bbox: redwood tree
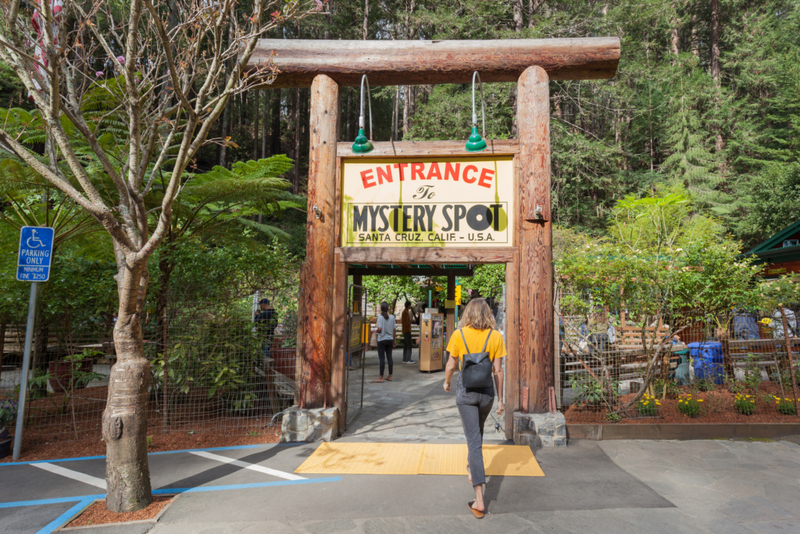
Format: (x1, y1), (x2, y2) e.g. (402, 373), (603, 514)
(0, 0), (322, 512)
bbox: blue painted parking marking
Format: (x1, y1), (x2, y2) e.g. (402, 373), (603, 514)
(1, 446), (340, 534)
(36, 497), (96, 534)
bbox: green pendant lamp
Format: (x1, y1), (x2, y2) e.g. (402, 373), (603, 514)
(352, 75), (374, 153)
(466, 71), (487, 152)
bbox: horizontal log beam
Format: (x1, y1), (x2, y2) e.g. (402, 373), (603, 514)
(335, 247), (517, 264)
(349, 267), (475, 277)
(249, 38), (620, 88)
(337, 140), (518, 157)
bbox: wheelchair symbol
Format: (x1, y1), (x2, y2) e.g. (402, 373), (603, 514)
(26, 229), (47, 249)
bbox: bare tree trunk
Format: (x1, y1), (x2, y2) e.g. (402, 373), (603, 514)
(261, 89), (268, 158)
(711, 0), (724, 153)
(253, 89), (260, 159)
(393, 86), (399, 141)
(363, 0), (369, 39)
(512, 0), (523, 32)
(103, 262), (153, 512)
(710, 0), (720, 84)
(270, 90), (281, 156)
(220, 99), (230, 168)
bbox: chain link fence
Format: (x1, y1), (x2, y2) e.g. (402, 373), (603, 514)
(557, 302), (800, 422)
(0, 301), (299, 448)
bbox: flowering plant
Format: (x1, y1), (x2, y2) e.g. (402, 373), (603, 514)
(636, 393), (660, 416)
(734, 394), (756, 415)
(0, 398), (17, 428)
(677, 393), (702, 417)
(774, 396), (797, 415)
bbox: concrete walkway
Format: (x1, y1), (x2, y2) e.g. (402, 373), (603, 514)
(3, 349), (800, 533)
(343, 349), (506, 443)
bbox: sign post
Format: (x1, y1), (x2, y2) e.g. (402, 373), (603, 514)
(13, 226), (54, 461)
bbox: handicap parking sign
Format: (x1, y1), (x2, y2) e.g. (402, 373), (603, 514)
(17, 226), (54, 282)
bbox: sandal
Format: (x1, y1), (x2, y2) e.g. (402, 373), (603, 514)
(385, 376), (393, 381)
(371, 378), (384, 383)
(468, 501), (484, 519)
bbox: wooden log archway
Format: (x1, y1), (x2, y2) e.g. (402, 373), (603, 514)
(247, 38), (621, 439)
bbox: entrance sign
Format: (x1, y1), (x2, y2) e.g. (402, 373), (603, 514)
(341, 156), (514, 247)
(17, 226), (54, 282)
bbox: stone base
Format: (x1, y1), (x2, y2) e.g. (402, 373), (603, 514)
(513, 411), (567, 447)
(280, 406), (340, 443)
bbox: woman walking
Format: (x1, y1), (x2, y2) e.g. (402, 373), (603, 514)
(372, 302), (396, 383)
(444, 298), (506, 519)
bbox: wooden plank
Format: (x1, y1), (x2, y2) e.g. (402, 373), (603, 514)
(301, 74), (339, 408)
(335, 247), (517, 264)
(349, 267), (474, 277)
(518, 66), (554, 414)
(504, 257), (519, 439)
(330, 253), (348, 435)
(248, 38), (621, 87)
(337, 140), (518, 157)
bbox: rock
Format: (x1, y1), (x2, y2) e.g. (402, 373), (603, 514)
(280, 406), (340, 443)
(513, 411), (567, 447)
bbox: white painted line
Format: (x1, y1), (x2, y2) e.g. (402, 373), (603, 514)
(189, 450), (306, 481)
(32, 462), (106, 489)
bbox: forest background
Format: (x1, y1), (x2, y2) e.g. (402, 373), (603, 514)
(2, 0), (800, 331)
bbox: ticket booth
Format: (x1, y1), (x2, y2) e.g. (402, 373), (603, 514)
(419, 309), (444, 372)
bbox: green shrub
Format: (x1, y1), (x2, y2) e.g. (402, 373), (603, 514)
(774, 396), (797, 415)
(734, 394), (756, 415)
(636, 393), (660, 416)
(677, 393), (702, 417)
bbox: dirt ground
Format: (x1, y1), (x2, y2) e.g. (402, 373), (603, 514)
(564, 381), (800, 424)
(65, 496), (175, 528)
(1, 385), (281, 462)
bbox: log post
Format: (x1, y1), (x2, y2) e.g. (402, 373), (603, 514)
(504, 257), (520, 438)
(517, 66), (553, 413)
(301, 74), (339, 408)
(330, 255), (347, 432)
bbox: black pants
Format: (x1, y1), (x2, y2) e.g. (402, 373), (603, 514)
(456, 379), (494, 487)
(403, 332), (413, 361)
(377, 339), (394, 377)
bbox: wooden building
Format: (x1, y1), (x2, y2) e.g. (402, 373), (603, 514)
(749, 219), (800, 278)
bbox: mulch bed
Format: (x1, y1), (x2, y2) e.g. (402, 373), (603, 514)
(65, 495), (174, 528)
(1, 385), (282, 462)
(564, 382), (800, 424)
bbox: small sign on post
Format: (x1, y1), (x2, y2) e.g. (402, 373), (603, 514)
(17, 226), (54, 282)
(13, 226), (54, 461)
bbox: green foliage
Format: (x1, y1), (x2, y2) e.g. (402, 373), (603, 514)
(605, 412), (621, 423)
(568, 375), (617, 407)
(677, 393), (702, 417)
(734, 394), (756, 415)
(743, 353), (763, 394)
(149, 317), (262, 415)
(0, 397), (17, 428)
(653, 379), (679, 399)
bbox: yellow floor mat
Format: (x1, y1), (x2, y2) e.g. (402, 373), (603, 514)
(295, 443), (544, 477)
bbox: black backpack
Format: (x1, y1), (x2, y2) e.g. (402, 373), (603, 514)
(458, 329), (494, 389)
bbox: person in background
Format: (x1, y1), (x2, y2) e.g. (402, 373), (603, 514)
(372, 301), (396, 382)
(255, 298), (278, 359)
(401, 300), (417, 364)
(443, 298), (506, 519)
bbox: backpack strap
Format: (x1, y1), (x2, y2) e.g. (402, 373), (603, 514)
(459, 328), (472, 357)
(481, 330), (494, 353)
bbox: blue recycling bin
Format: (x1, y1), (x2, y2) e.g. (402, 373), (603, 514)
(688, 341), (724, 385)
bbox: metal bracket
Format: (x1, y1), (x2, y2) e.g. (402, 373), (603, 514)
(312, 204), (325, 223)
